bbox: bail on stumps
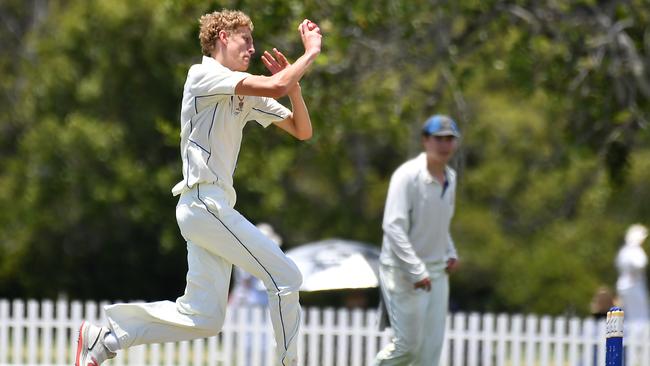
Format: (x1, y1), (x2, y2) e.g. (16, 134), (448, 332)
(605, 306), (624, 366)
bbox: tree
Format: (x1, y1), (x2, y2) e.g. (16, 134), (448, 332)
(0, 0), (648, 315)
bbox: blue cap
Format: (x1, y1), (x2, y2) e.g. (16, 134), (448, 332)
(422, 115), (460, 137)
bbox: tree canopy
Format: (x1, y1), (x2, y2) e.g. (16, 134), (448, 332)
(1, 0), (649, 315)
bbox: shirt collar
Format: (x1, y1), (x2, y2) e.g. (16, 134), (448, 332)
(202, 56), (227, 69)
(417, 152), (450, 185)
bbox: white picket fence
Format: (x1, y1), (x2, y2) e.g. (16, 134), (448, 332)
(1, 299), (649, 366)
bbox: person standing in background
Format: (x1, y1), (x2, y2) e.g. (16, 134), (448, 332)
(375, 115), (461, 366)
(616, 224), (650, 333)
(589, 285), (615, 320)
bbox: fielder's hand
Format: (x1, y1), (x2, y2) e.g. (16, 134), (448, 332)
(446, 258), (459, 273)
(414, 277), (432, 292)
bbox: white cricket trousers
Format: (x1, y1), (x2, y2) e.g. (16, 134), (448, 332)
(104, 183), (303, 366)
(375, 262), (449, 366)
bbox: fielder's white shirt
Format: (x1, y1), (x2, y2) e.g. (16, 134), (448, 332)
(380, 152), (458, 282)
(616, 243), (648, 291)
(172, 56), (291, 200)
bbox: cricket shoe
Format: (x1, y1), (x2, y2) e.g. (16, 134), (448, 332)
(75, 321), (117, 366)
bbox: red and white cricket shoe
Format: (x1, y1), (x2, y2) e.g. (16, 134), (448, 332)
(75, 321), (117, 366)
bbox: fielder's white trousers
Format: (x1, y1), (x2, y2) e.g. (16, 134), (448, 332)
(104, 183), (302, 366)
(375, 262), (449, 366)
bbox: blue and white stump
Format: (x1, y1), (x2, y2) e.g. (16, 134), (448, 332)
(606, 306), (624, 366)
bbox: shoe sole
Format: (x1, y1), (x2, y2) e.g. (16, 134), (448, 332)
(75, 321), (87, 366)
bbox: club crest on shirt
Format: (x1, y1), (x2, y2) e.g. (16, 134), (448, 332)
(232, 95), (245, 115)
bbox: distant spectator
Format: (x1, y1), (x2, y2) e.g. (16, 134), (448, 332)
(589, 286), (615, 320)
(616, 224), (649, 332)
(586, 286), (616, 366)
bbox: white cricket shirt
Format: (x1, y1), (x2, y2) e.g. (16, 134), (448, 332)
(171, 56), (291, 201)
(380, 152), (458, 282)
(616, 243), (648, 291)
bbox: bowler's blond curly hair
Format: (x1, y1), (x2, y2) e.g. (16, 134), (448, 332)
(199, 10), (254, 56)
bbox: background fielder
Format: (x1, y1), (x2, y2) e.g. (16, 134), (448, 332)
(375, 115), (461, 366)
